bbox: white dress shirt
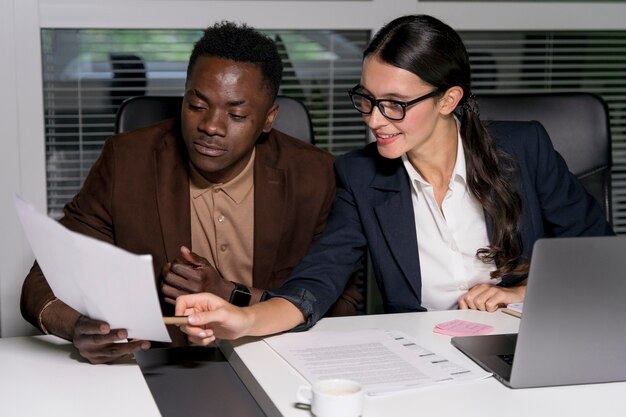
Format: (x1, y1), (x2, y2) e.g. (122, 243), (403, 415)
(401, 130), (498, 310)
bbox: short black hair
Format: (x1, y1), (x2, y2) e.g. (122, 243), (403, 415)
(187, 21), (283, 100)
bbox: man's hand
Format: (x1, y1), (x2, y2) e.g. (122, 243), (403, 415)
(458, 282), (526, 312)
(161, 246), (233, 305)
(72, 315), (149, 364)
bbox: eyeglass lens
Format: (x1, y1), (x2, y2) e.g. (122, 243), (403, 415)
(351, 93), (405, 120)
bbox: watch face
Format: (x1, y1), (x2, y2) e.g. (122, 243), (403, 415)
(230, 285), (251, 307)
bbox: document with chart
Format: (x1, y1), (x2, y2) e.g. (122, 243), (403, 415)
(264, 328), (491, 395)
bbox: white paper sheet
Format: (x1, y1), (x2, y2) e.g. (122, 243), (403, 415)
(264, 328), (491, 395)
(15, 195), (171, 342)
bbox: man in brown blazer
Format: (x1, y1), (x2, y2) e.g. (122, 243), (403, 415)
(20, 21), (361, 364)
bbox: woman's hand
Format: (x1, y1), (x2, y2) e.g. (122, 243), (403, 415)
(175, 293), (306, 344)
(457, 282), (526, 312)
(175, 292), (253, 345)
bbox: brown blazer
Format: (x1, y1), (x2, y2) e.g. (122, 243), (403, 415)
(21, 118), (361, 332)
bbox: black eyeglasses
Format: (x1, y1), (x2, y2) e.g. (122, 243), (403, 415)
(348, 85), (441, 121)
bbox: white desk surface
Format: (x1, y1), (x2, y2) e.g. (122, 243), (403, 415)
(229, 309), (626, 417)
(4, 311), (626, 417)
(0, 335), (161, 417)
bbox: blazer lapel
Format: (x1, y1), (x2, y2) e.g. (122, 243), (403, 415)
(154, 127), (191, 261)
(372, 162), (422, 299)
(252, 153), (285, 289)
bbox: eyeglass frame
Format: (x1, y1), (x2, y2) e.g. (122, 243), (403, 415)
(347, 84), (442, 121)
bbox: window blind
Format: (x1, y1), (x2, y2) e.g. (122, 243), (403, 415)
(460, 31), (626, 233)
(41, 29), (369, 218)
(43, 30), (626, 229)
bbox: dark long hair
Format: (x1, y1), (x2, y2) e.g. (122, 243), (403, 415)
(365, 15), (528, 278)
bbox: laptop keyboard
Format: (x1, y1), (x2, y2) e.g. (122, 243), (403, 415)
(498, 354), (514, 365)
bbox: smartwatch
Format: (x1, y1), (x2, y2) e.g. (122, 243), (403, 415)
(229, 282), (251, 307)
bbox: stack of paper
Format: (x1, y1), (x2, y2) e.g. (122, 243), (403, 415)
(502, 303), (523, 318)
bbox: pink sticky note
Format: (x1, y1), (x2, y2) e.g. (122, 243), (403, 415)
(433, 319), (494, 336)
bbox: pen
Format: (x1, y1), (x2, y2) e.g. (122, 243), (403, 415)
(162, 316), (189, 325)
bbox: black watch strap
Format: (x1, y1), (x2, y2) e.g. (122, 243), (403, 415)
(229, 282), (251, 307)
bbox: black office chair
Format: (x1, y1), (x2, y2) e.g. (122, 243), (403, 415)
(477, 92), (612, 222)
(109, 53), (147, 110)
(114, 95), (315, 144)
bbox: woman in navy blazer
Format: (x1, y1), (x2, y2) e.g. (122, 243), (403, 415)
(174, 15), (613, 343)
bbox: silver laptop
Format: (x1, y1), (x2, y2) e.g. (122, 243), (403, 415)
(451, 235), (626, 388)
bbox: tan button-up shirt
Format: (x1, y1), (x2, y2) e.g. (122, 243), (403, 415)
(189, 149), (255, 287)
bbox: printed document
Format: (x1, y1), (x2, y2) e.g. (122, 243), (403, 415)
(264, 328), (491, 395)
(15, 195), (171, 342)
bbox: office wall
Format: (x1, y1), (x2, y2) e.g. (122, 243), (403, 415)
(2, 0), (626, 337)
(0, 0), (46, 337)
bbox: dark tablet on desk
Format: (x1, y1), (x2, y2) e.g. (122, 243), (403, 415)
(135, 346), (266, 417)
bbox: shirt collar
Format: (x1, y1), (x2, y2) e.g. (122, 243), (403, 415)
(453, 118), (467, 186)
(189, 147), (255, 204)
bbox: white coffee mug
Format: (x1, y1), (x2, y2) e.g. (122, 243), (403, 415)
(296, 378), (364, 417)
